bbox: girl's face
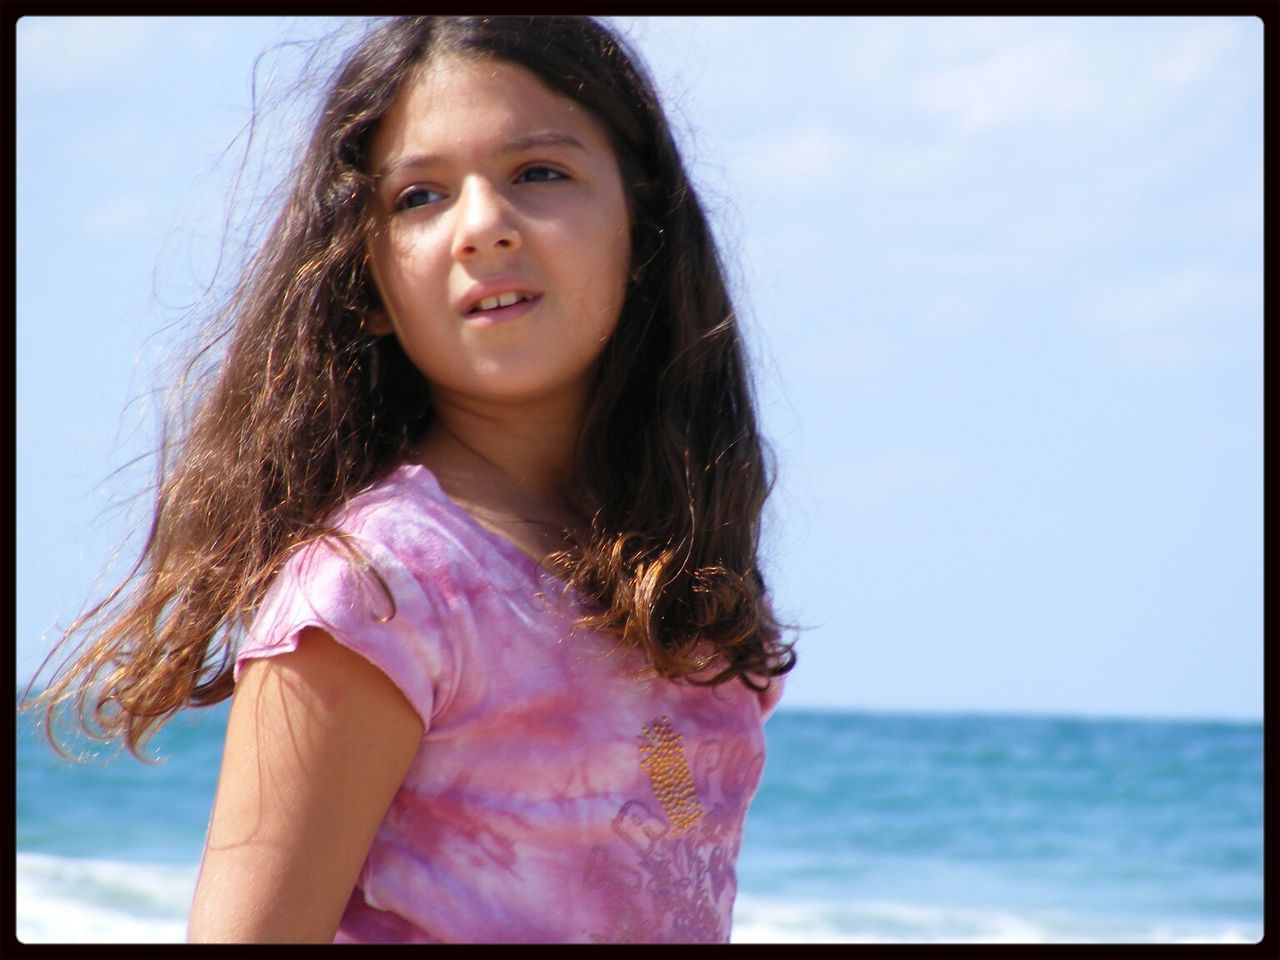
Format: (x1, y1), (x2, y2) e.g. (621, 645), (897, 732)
(364, 55), (632, 419)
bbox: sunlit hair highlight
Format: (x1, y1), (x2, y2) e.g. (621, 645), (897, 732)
(25, 15), (793, 758)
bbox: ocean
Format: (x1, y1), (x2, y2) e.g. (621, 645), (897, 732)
(15, 701), (1263, 944)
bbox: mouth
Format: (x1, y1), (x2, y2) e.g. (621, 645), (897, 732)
(466, 291), (539, 315)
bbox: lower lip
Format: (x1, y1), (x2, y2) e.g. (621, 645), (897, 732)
(465, 295), (540, 327)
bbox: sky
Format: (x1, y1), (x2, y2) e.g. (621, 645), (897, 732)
(15, 16), (1263, 721)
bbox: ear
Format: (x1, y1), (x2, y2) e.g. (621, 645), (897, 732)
(361, 251), (393, 336)
(365, 309), (395, 337)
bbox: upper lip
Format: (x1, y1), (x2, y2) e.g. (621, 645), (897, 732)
(459, 280), (541, 315)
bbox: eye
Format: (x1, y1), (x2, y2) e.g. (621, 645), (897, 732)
(516, 165), (567, 184)
(393, 186), (446, 212)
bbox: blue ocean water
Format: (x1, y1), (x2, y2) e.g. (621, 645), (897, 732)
(733, 710), (1263, 943)
(15, 701), (1263, 943)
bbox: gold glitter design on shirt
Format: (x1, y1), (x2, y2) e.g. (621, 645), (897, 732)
(637, 716), (705, 835)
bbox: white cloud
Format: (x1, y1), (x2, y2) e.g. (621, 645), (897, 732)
(83, 194), (158, 237)
(1080, 263), (1222, 334)
(170, 19), (230, 58)
(836, 446), (977, 522)
(873, 242), (1036, 281)
(735, 127), (849, 188)
(862, 18), (1249, 141)
(16, 17), (160, 91)
(913, 288), (986, 337)
(837, 19), (911, 91)
(735, 125), (962, 196)
(1145, 20), (1236, 88)
(1076, 262), (1253, 370)
(914, 33), (1094, 133)
(68, 117), (149, 169)
(868, 447), (968, 488)
(776, 315), (886, 394)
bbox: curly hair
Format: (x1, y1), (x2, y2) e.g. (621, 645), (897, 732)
(25, 15), (794, 757)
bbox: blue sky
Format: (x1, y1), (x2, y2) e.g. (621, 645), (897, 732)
(16, 17), (1263, 720)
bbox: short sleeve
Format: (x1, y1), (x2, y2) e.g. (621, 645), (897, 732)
(236, 531), (455, 731)
(759, 675), (785, 720)
(756, 595), (787, 720)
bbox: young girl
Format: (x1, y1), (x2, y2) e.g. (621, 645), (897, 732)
(28, 15), (793, 943)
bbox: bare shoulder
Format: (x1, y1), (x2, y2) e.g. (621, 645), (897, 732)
(233, 626), (422, 740)
(188, 628), (422, 943)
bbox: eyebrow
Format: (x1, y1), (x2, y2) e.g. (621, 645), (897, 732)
(374, 131), (588, 181)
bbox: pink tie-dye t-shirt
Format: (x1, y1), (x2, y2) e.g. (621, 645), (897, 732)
(234, 463), (782, 943)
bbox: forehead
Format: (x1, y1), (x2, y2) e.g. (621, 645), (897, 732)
(369, 55), (614, 168)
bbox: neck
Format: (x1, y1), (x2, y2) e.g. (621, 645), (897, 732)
(414, 391), (587, 517)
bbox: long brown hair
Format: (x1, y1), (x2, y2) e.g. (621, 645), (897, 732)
(25, 15), (794, 757)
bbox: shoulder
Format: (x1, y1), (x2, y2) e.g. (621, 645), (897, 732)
(758, 674), (786, 719)
(329, 464), (493, 580)
(259, 464), (472, 623)
(239, 463), (471, 726)
(192, 626), (421, 942)
(331, 463), (460, 551)
(262, 463), (482, 613)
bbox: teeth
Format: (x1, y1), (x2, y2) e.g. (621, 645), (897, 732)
(475, 292), (528, 312)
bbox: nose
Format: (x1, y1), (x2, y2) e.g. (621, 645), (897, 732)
(451, 177), (520, 260)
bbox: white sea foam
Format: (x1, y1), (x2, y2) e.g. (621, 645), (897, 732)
(15, 852), (1260, 945)
(730, 893), (1263, 944)
(17, 852), (197, 944)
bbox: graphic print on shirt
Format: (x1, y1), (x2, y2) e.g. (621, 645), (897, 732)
(638, 717), (705, 834)
(582, 716), (765, 942)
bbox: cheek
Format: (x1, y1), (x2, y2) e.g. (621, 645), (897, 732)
(584, 238), (631, 336)
(371, 236), (446, 317)
(553, 216), (629, 319)
(596, 210), (633, 312)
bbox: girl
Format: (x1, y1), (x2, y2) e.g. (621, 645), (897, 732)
(27, 15), (793, 943)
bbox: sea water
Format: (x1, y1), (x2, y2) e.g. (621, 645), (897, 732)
(731, 710), (1262, 943)
(15, 701), (1263, 943)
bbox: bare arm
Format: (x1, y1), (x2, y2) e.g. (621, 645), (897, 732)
(188, 627), (423, 943)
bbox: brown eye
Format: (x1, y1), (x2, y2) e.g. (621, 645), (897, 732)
(516, 166), (567, 184)
(394, 186), (446, 211)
